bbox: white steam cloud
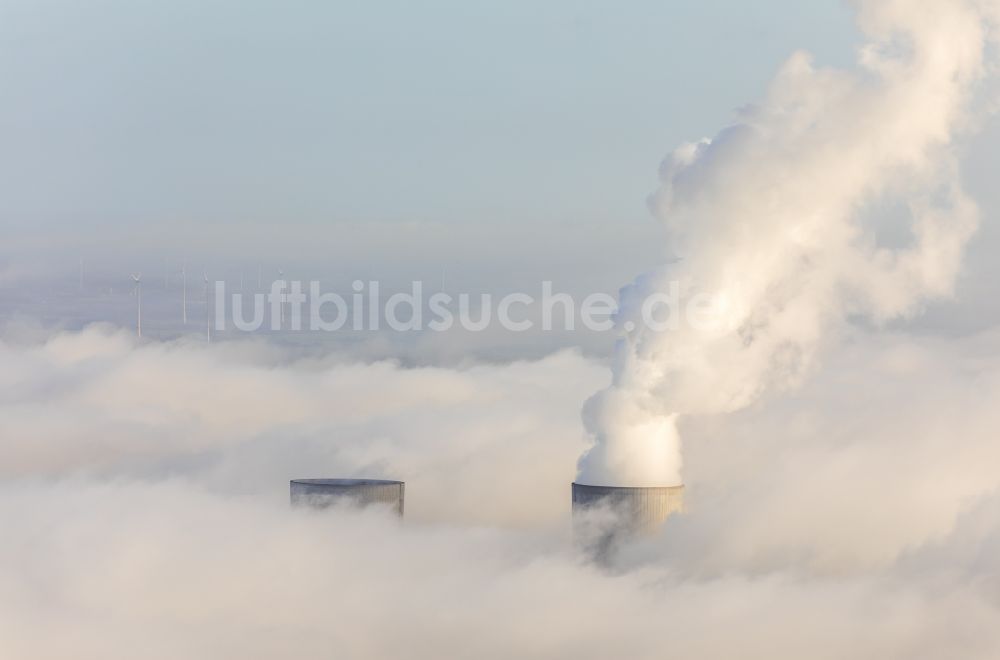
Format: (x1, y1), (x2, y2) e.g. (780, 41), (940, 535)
(579, 0), (1000, 487)
(6, 321), (1000, 657)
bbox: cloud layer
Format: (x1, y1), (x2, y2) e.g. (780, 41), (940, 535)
(3, 324), (1000, 658)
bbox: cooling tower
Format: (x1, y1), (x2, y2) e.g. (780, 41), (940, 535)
(290, 478), (405, 516)
(571, 483), (683, 555)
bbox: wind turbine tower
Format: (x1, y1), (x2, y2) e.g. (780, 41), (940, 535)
(182, 264), (188, 325)
(277, 267), (285, 326)
(131, 273), (142, 338)
(204, 271), (211, 343)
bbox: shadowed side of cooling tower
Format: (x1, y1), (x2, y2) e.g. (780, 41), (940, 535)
(571, 483), (683, 561)
(290, 479), (405, 516)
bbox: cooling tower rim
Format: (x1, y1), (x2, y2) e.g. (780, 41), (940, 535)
(290, 478), (404, 486)
(572, 481), (684, 490)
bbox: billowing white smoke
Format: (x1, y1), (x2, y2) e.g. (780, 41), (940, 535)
(578, 0), (999, 487)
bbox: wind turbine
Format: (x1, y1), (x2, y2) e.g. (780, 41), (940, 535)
(131, 273), (142, 338)
(277, 267), (285, 326)
(204, 271), (211, 343)
(181, 263), (188, 325)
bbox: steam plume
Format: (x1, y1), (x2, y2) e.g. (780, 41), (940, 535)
(578, 0), (999, 487)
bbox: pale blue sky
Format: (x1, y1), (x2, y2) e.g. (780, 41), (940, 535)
(3, 0), (1000, 351)
(0, 0), (856, 283)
